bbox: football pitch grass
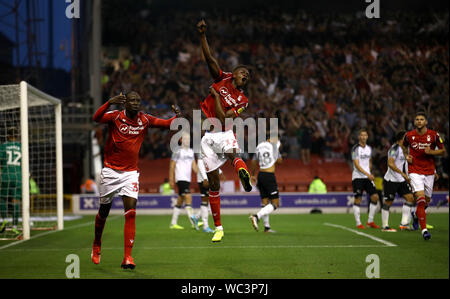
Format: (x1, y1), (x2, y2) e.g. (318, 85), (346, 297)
(0, 212), (448, 279)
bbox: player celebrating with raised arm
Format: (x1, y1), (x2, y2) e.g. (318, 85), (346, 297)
(351, 129), (380, 229)
(91, 91), (181, 269)
(402, 112), (446, 240)
(197, 19), (252, 242)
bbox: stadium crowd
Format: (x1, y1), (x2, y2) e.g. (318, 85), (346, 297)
(99, 7), (449, 183)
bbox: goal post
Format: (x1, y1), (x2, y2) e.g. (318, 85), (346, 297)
(0, 81), (63, 240)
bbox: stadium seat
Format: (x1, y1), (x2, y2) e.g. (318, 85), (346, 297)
(297, 185), (309, 192)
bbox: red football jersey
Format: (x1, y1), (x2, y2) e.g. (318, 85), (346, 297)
(200, 70), (248, 130)
(403, 128), (444, 175)
(93, 101), (175, 171)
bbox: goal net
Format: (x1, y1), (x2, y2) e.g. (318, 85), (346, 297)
(0, 81), (63, 240)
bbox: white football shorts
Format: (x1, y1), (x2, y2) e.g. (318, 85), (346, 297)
(201, 130), (240, 173)
(99, 167), (140, 204)
(409, 173), (434, 198)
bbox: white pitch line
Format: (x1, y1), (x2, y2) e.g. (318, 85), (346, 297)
(0, 244), (389, 252)
(1, 219), (396, 251)
(0, 216), (121, 251)
(323, 222), (397, 247)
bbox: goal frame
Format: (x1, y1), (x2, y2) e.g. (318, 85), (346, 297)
(18, 81), (63, 240)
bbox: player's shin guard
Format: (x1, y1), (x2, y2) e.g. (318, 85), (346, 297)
(416, 197), (427, 231)
(94, 213), (107, 246)
(381, 204), (390, 228)
(185, 205), (194, 221)
(401, 202), (413, 226)
(171, 205), (181, 226)
(124, 209), (136, 257)
(201, 203), (209, 227)
(209, 191), (221, 228)
(368, 201), (377, 223)
(257, 203), (276, 219)
(353, 203), (361, 226)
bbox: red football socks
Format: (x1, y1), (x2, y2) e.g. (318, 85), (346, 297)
(124, 209), (136, 257)
(209, 191), (221, 227)
(416, 197), (427, 230)
(233, 157), (248, 173)
(94, 213), (106, 246)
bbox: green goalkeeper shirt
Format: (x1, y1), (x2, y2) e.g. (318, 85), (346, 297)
(0, 141), (22, 183)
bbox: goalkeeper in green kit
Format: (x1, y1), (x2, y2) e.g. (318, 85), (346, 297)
(0, 127), (22, 235)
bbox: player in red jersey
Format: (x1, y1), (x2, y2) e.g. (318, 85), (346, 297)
(402, 111), (446, 240)
(91, 91), (181, 268)
(197, 19), (252, 242)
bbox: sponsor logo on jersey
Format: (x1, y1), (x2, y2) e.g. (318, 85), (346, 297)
(119, 123), (144, 135)
(411, 142), (431, 150)
(219, 86), (239, 106)
(119, 124), (129, 134)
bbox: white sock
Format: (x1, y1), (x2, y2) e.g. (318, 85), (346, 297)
(401, 204), (412, 226)
(216, 225), (223, 231)
(381, 208), (389, 228)
(257, 204), (275, 219)
(263, 214), (270, 228)
(201, 204), (209, 227)
(353, 204), (361, 226)
(171, 206), (181, 226)
(185, 205), (194, 224)
(368, 202), (377, 223)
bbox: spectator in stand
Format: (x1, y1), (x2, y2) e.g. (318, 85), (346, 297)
(99, 7), (448, 190)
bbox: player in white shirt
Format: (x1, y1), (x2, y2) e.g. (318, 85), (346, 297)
(351, 129), (380, 229)
(190, 156), (214, 233)
(382, 131), (414, 232)
(169, 133), (198, 229)
(249, 136), (282, 233)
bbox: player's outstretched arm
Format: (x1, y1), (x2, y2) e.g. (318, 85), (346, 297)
(146, 105), (182, 128)
(197, 19), (221, 80)
(93, 93), (126, 123)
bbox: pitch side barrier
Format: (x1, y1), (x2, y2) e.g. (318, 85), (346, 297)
(72, 192), (449, 215)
